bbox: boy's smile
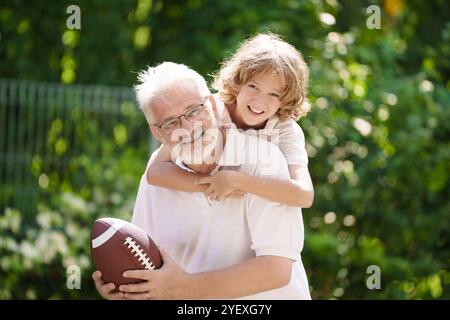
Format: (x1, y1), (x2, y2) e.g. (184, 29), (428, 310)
(235, 71), (284, 128)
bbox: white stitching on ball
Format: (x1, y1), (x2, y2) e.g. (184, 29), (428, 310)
(124, 237), (155, 270)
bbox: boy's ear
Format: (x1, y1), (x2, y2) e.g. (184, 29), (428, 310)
(149, 124), (163, 143)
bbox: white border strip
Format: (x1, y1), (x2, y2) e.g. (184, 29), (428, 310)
(92, 220), (126, 248)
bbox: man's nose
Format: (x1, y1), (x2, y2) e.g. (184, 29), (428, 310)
(180, 116), (195, 132)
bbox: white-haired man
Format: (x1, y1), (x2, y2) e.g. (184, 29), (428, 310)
(92, 62), (311, 299)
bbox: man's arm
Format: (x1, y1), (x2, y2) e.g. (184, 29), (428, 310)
(186, 255), (292, 299)
(119, 252), (293, 300)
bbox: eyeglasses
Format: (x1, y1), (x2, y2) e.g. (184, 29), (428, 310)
(152, 97), (210, 135)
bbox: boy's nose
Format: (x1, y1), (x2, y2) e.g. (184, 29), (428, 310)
(252, 95), (268, 108)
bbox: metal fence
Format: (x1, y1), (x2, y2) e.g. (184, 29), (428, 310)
(0, 79), (153, 218)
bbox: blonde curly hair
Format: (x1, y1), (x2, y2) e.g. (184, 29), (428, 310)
(213, 32), (311, 122)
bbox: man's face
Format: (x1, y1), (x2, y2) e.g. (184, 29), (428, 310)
(149, 82), (220, 164)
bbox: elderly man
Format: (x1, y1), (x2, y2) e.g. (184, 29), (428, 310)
(93, 62), (311, 299)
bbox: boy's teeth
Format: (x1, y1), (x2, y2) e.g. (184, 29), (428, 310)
(248, 106), (264, 114)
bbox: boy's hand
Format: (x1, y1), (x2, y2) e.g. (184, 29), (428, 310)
(195, 170), (243, 201)
(92, 271), (126, 300)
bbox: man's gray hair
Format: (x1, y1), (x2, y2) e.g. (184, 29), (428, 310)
(134, 62), (210, 124)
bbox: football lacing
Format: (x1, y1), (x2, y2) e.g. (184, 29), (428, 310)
(124, 237), (155, 270)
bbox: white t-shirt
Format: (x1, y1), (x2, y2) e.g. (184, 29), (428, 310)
(131, 129), (311, 299)
(213, 94), (309, 167)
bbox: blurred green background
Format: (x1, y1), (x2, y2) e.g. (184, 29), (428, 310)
(0, 0), (449, 299)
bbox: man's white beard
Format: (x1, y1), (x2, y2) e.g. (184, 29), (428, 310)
(171, 126), (222, 165)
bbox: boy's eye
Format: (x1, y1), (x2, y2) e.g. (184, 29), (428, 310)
(248, 84), (257, 90)
(270, 93), (280, 98)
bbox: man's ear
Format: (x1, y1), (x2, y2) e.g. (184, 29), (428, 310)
(149, 124), (163, 143)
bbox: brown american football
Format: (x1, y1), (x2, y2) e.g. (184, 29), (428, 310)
(91, 217), (163, 287)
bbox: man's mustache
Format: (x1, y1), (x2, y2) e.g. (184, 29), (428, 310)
(171, 128), (204, 144)
(169, 122), (216, 145)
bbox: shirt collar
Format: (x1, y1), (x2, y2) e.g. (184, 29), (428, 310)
(264, 114), (279, 130)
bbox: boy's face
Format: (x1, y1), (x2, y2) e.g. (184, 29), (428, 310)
(235, 71), (284, 127)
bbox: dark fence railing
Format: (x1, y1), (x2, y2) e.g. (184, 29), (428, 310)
(0, 79), (154, 218)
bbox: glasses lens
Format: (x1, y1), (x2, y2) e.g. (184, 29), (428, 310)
(161, 119), (180, 133)
(185, 105), (205, 121)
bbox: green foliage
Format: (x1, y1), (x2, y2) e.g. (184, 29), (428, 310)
(0, 0), (449, 299)
(0, 130), (148, 299)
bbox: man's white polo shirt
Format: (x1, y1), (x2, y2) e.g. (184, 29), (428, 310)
(131, 128), (311, 299)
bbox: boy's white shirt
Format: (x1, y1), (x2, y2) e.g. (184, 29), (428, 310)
(132, 128), (311, 299)
(212, 93), (309, 168)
